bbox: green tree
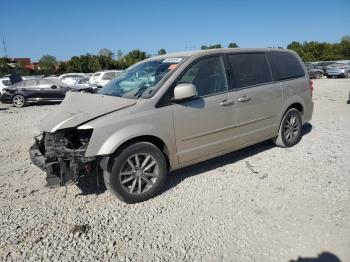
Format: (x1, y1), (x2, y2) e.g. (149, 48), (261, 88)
(287, 37), (350, 61)
(56, 61), (67, 75)
(66, 56), (82, 72)
(341, 35), (350, 42)
(0, 57), (11, 77)
(116, 49), (123, 59)
(98, 48), (114, 58)
(158, 48), (166, 55)
(201, 44), (222, 50)
(228, 42), (238, 48)
(122, 49), (148, 67)
(38, 55), (58, 70)
(87, 55), (101, 72)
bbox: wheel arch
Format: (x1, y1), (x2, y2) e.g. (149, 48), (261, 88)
(275, 98), (306, 135)
(286, 102), (304, 115)
(101, 135), (171, 173)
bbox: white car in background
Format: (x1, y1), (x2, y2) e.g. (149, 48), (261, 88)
(0, 77), (12, 95)
(59, 73), (87, 86)
(74, 77), (91, 88)
(89, 70), (123, 87)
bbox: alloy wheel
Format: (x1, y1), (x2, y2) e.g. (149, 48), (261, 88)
(119, 153), (159, 194)
(283, 114), (300, 143)
(12, 95), (25, 107)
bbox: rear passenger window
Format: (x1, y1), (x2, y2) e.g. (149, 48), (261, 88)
(228, 53), (272, 89)
(24, 80), (36, 87)
(267, 52), (305, 81)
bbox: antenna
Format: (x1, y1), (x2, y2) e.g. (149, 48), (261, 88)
(2, 33), (8, 58)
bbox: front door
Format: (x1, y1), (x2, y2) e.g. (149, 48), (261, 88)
(171, 55), (235, 163)
(37, 79), (63, 100)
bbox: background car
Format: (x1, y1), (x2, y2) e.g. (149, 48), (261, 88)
(89, 70), (123, 87)
(0, 77), (12, 95)
(59, 73), (87, 85)
(0, 78), (72, 107)
(315, 61), (335, 75)
(304, 62), (324, 79)
(73, 77), (91, 88)
(325, 62), (350, 78)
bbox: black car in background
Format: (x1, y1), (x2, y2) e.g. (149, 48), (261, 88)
(304, 62), (324, 79)
(0, 78), (76, 107)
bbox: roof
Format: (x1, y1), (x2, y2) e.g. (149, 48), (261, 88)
(148, 48), (295, 61)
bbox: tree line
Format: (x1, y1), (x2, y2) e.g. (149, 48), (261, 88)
(0, 37), (349, 77)
(287, 36), (350, 62)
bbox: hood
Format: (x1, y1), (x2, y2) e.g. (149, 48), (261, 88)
(39, 92), (137, 132)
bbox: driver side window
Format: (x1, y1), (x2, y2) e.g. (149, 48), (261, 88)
(178, 56), (228, 97)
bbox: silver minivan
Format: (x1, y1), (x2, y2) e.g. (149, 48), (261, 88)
(30, 48), (314, 203)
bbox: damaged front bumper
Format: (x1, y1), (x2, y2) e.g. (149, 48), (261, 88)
(29, 130), (96, 187)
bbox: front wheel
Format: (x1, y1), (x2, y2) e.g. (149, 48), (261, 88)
(103, 142), (167, 203)
(273, 108), (303, 148)
(12, 95), (26, 108)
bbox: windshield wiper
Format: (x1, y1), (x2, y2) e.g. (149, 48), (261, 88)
(134, 86), (150, 98)
(103, 91), (121, 97)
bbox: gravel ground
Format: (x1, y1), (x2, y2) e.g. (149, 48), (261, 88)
(0, 78), (349, 262)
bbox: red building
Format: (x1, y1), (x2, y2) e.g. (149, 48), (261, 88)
(13, 58), (34, 70)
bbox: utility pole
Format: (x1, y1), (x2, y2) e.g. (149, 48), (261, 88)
(2, 33), (8, 58)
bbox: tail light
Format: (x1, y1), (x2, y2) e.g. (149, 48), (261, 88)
(309, 80), (313, 97)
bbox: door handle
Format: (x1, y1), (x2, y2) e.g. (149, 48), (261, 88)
(237, 96), (251, 102)
(219, 99), (234, 106)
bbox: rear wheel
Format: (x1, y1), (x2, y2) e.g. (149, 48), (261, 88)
(273, 108), (302, 148)
(314, 72), (322, 79)
(345, 72), (350, 78)
(103, 142), (167, 203)
(12, 95), (26, 108)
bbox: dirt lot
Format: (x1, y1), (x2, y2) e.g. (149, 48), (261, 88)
(0, 78), (349, 262)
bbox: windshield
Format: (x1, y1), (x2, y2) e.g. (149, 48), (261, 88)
(99, 58), (184, 99)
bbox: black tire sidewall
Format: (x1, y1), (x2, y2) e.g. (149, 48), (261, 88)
(280, 109), (302, 147)
(108, 142), (167, 203)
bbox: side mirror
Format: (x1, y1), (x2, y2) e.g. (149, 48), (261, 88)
(173, 83), (197, 101)
(50, 85), (58, 89)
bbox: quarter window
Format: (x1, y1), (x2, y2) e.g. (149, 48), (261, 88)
(178, 56), (228, 97)
(267, 52), (305, 81)
(2, 80), (11, 86)
(228, 53), (272, 89)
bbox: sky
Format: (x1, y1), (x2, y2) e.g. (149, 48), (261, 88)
(1, 0), (349, 61)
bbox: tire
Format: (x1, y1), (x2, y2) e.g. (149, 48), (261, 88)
(273, 108), (303, 148)
(12, 95), (26, 108)
(103, 142), (167, 203)
(314, 72), (322, 79)
(345, 72), (350, 78)
(327, 76), (331, 79)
